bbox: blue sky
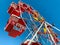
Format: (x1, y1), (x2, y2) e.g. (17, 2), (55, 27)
(0, 0), (60, 45)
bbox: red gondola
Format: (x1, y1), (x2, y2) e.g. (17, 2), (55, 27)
(21, 39), (42, 45)
(5, 15), (26, 38)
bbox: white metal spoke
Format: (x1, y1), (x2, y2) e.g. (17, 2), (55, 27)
(19, 2), (34, 39)
(28, 22), (44, 45)
(46, 21), (60, 32)
(45, 22), (56, 45)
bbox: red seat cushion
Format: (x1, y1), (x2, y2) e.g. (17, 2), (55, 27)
(18, 19), (26, 26)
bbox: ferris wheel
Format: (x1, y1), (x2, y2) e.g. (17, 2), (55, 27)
(4, 1), (60, 45)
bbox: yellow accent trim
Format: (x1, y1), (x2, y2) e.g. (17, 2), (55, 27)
(43, 28), (47, 33)
(33, 17), (38, 21)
